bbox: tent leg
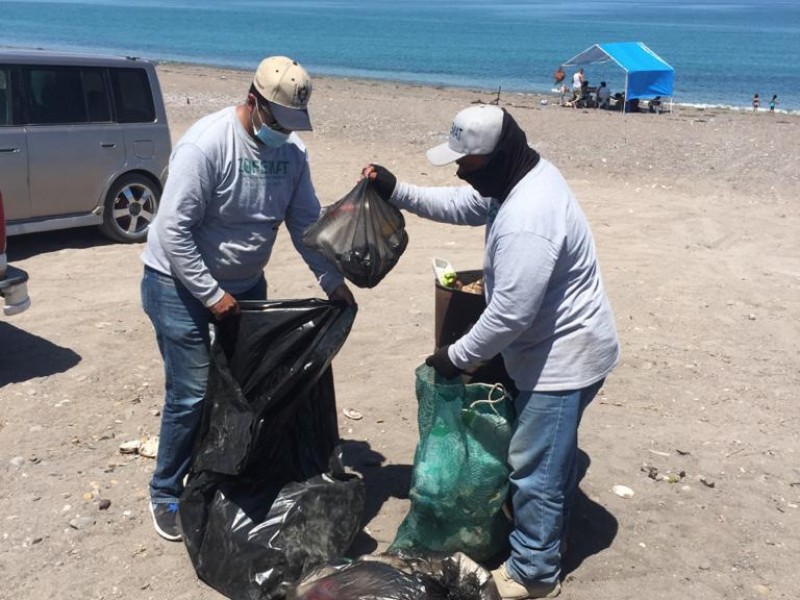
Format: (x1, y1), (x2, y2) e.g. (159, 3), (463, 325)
(623, 73), (628, 115)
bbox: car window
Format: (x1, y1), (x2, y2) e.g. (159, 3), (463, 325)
(84, 68), (112, 122)
(110, 68), (155, 123)
(0, 68), (10, 125)
(23, 66), (88, 124)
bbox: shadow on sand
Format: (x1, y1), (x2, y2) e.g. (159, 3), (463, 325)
(339, 439), (412, 556)
(0, 321), (81, 386)
(6, 226), (116, 261)
(562, 449), (619, 577)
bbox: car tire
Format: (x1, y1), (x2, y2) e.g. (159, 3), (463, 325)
(99, 173), (161, 243)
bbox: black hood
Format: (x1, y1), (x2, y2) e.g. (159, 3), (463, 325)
(456, 109), (540, 201)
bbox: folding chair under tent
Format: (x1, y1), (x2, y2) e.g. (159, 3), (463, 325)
(562, 42), (675, 114)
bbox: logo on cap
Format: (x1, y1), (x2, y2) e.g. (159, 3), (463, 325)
(426, 105), (504, 166)
(295, 85), (310, 108)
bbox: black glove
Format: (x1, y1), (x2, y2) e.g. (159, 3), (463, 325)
(369, 164), (397, 202)
(425, 345), (463, 380)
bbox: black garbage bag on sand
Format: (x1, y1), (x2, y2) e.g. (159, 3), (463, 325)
(303, 179), (409, 288)
(183, 460), (365, 600)
(288, 551), (501, 600)
(180, 300), (365, 600)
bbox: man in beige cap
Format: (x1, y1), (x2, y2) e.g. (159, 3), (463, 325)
(140, 56), (354, 541)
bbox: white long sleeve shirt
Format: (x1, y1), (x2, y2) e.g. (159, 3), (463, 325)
(390, 158), (619, 391)
(142, 107), (343, 306)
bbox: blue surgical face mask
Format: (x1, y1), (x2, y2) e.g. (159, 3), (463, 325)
(255, 123), (290, 147)
(251, 108), (291, 148)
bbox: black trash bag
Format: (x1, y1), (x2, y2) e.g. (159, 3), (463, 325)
(288, 552), (500, 600)
(180, 300), (364, 600)
(291, 560), (426, 600)
(182, 459), (365, 600)
(190, 299), (355, 478)
(303, 179), (409, 288)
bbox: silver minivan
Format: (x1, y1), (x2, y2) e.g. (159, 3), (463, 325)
(0, 50), (171, 243)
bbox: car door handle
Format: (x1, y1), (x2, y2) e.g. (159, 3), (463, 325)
(101, 142), (117, 148)
(0, 147), (21, 153)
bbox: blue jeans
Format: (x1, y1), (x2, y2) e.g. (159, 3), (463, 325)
(505, 379), (604, 586)
(141, 267), (266, 504)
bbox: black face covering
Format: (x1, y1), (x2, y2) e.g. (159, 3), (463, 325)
(456, 110), (540, 202)
(457, 162), (505, 199)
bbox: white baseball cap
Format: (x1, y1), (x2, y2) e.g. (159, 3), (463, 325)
(253, 56), (313, 131)
(426, 105), (504, 165)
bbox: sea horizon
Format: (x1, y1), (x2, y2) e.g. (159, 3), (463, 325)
(1, 0), (798, 113)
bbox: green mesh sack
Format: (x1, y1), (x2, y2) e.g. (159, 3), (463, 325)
(389, 364), (514, 562)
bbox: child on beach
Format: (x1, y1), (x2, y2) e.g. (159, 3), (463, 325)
(559, 83), (570, 106)
(752, 93), (759, 112)
(770, 94), (778, 112)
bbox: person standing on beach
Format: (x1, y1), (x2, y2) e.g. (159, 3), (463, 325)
(596, 81), (611, 109)
(553, 66), (565, 87)
(140, 55), (355, 541)
(571, 68), (584, 96)
(770, 94), (778, 112)
(362, 105), (620, 599)
(753, 93), (760, 112)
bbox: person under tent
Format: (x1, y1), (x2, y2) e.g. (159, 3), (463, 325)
(648, 96), (663, 114)
(596, 81), (611, 109)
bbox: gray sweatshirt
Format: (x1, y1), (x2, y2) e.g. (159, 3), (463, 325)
(142, 107), (343, 306)
(390, 158), (620, 391)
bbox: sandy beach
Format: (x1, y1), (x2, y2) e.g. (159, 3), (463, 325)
(1, 62), (799, 600)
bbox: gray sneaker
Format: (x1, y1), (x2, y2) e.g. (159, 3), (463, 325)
(149, 502), (182, 542)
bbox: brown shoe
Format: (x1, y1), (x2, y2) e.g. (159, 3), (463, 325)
(491, 564), (561, 600)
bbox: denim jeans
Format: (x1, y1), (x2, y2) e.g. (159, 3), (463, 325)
(141, 267), (266, 504)
(505, 379), (604, 586)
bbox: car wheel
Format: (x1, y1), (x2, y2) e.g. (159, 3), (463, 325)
(99, 173), (160, 243)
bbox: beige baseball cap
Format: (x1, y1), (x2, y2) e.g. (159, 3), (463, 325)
(253, 56), (313, 131)
(426, 105), (504, 165)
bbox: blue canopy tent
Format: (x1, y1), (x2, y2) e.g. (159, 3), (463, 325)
(562, 42), (674, 113)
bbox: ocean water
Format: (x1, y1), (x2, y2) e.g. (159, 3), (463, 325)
(1, 0), (798, 111)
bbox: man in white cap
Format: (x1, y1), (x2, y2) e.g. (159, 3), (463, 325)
(141, 56), (354, 541)
(363, 105), (619, 599)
